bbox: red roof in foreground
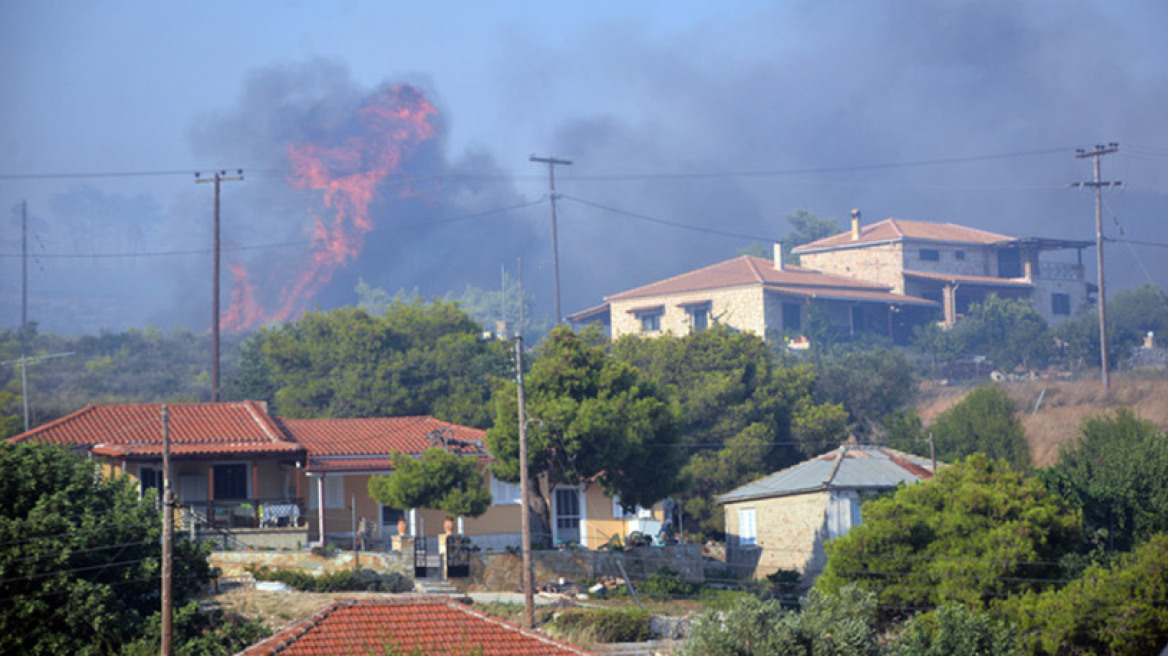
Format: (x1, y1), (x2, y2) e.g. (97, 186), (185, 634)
(238, 597), (595, 656)
(7, 401), (301, 457)
(282, 416), (487, 459)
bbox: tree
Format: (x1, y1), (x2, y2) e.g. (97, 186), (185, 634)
(816, 455), (1081, 623)
(930, 384), (1031, 470)
(1002, 532), (1168, 656)
(1055, 284), (1168, 371)
(610, 327), (848, 534)
(815, 346), (919, 438)
(488, 326), (681, 545)
(739, 209), (840, 265)
(891, 604), (1021, 656)
(368, 447), (491, 520)
(0, 442), (217, 654)
(234, 300), (511, 427)
(1041, 409), (1168, 553)
(681, 585), (879, 656)
(957, 295), (1053, 371)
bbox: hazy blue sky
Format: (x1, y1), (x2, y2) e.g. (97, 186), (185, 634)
(2, 1), (1166, 333)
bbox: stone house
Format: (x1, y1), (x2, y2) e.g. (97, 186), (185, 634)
(793, 211), (1095, 327)
(718, 445), (935, 580)
(568, 246), (938, 344)
(8, 401), (654, 551)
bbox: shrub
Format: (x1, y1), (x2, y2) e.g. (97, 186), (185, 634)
(246, 566), (412, 593)
(641, 567), (697, 601)
(551, 608), (650, 643)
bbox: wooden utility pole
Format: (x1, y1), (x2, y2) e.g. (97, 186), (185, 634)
(20, 200), (27, 332)
(528, 155), (572, 324)
(928, 432), (937, 475)
(1072, 144), (1120, 391)
(195, 170), (243, 402)
(515, 259), (535, 628)
(161, 405), (173, 656)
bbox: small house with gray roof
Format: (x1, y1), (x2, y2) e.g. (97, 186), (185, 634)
(718, 445), (936, 580)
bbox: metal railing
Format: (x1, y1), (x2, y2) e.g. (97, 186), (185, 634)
(178, 498), (306, 530)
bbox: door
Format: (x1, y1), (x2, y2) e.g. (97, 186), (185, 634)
(179, 475), (209, 527)
(554, 487), (581, 545)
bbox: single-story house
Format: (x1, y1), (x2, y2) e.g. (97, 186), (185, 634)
(237, 597), (595, 655)
(718, 445), (935, 580)
(7, 401), (659, 551)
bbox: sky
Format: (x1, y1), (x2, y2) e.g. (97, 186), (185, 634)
(2, 0), (1166, 335)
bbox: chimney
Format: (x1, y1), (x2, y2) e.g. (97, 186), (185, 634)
(851, 208), (861, 241)
(774, 242), (784, 271)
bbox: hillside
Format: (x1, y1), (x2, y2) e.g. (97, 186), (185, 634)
(917, 374), (1168, 467)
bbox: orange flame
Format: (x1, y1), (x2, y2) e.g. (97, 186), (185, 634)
(222, 85), (437, 331)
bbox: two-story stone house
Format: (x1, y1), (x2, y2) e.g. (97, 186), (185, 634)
(569, 246), (938, 344)
(792, 211), (1095, 326)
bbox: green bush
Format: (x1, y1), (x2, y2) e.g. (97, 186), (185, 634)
(551, 608), (650, 643)
(641, 567), (697, 601)
(246, 566), (412, 593)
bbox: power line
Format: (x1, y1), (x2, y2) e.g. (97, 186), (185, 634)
(559, 194), (779, 242)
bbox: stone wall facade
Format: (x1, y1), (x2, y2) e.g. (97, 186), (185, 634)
(610, 287), (766, 339)
(723, 492), (832, 580)
(467, 545), (706, 592)
(799, 243), (905, 292)
(209, 550), (411, 579)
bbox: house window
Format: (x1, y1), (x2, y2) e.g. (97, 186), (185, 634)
(687, 306), (709, 332)
(955, 250), (966, 260)
(782, 302), (802, 332)
(490, 476), (523, 506)
(213, 464), (248, 500)
(640, 312), (661, 332)
(381, 505), (405, 532)
(919, 248), (940, 262)
(612, 495), (653, 519)
(1052, 293), (1071, 316)
(308, 475), (345, 510)
(737, 507), (757, 547)
(139, 466), (162, 505)
(998, 249), (1022, 278)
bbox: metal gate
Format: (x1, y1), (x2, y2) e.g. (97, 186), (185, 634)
(444, 534), (471, 579)
(414, 537), (441, 579)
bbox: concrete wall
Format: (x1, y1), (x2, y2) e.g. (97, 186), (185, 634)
(467, 545), (706, 592)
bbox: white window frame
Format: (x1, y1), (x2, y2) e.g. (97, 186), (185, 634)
(490, 475), (523, 506)
(737, 507), (757, 547)
(612, 495), (653, 519)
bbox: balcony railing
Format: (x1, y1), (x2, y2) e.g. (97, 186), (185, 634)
(1036, 262), (1084, 281)
(178, 498), (306, 530)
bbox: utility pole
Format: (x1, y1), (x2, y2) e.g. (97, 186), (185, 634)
(3, 352), (74, 432)
(161, 405), (173, 656)
(515, 258), (535, 628)
(21, 200), (27, 333)
(1072, 144), (1120, 391)
(928, 432), (937, 475)
(529, 155), (572, 324)
(195, 169), (244, 402)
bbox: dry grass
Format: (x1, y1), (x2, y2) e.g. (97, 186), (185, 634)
(916, 373), (1168, 466)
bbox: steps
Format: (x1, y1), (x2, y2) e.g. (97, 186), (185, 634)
(414, 578), (461, 595)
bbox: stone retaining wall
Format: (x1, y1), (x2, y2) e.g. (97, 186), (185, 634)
(469, 545), (706, 592)
(209, 550), (411, 579)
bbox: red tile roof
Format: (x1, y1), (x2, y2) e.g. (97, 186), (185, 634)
(7, 401), (302, 458)
(793, 218), (1013, 252)
(606, 255), (900, 301)
(238, 597), (595, 656)
(763, 284), (939, 307)
(282, 416), (487, 461)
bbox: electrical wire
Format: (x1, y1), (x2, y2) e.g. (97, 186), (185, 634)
(558, 194), (778, 242)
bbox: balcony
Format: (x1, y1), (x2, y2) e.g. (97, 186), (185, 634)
(179, 497), (307, 531)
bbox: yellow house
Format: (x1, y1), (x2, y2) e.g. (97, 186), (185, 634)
(8, 401), (660, 551)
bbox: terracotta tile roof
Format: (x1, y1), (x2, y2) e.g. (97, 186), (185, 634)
(903, 270), (1033, 288)
(281, 416), (488, 467)
(237, 597), (595, 656)
(7, 401), (302, 458)
(605, 255), (901, 302)
(793, 218), (1014, 253)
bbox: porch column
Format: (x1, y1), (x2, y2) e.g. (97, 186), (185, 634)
(457, 517), (465, 533)
(317, 476), (326, 547)
(251, 463), (259, 524)
(409, 508), (418, 537)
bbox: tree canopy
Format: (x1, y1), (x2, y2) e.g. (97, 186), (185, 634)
(816, 454), (1081, 623)
(913, 295), (1053, 372)
(0, 442), (225, 654)
(1055, 284), (1168, 370)
(488, 326), (682, 543)
(930, 384), (1032, 470)
(610, 326), (848, 534)
(230, 300), (511, 427)
(1041, 409), (1168, 553)
(368, 447), (491, 519)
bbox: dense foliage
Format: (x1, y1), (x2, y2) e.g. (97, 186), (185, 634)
(489, 326), (682, 544)
(681, 586), (880, 656)
(1055, 284), (1168, 371)
(891, 604), (1020, 656)
(368, 446), (492, 519)
(231, 300), (511, 427)
(816, 455), (1081, 622)
(929, 384), (1032, 469)
(0, 442), (220, 654)
(246, 565), (413, 593)
(611, 327), (848, 534)
(913, 295), (1052, 372)
(1041, 409), (1168, 553)
(813, 346), (919, 437)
